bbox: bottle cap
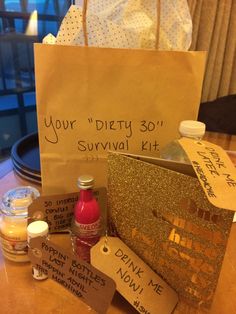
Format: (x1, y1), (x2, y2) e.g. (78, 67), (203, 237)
(1, 186), (40, 217)
(78, 175), (94, 190)
(179, 120), (206, 138)
(27, 220), (49, 238)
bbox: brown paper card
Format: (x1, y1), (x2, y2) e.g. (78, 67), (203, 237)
(35, 44), (206, 194)
(179, 138), (236, 211)
(28, 191), (78, 232)
(28, 188), (107, 232)
(91, 236), (178, 314)
(28, 237), (116, 314)
(107, 152), (234, 309)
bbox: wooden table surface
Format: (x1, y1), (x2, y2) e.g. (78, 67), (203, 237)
(0, 131), (236, 314)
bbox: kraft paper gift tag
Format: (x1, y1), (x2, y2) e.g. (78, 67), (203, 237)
(28, 237), (116, 314)
(178, 138), (236, 211)
(91, 236), (178, 314)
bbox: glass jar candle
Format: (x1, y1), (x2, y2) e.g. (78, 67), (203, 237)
(0, 186), (40, 262)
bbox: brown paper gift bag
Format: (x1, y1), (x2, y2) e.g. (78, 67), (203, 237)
(35, 1), (206, 194)
(107, 152), (234, 309)
(35, 43), (206, 194)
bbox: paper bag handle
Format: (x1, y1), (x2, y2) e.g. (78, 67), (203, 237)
(155, 0), (160, 50)
(82, 0), (89, 46)
(82, 0), (161, 49)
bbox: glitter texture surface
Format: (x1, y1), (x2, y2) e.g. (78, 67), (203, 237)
(107, 152), (234, 309)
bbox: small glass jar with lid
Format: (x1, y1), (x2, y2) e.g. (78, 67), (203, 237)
(0, 186), (40, 262)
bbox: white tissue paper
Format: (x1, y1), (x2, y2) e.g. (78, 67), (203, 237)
(42, 33), (56, 44)
(53, 0), (192, 50)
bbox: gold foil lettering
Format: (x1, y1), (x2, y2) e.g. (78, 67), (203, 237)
(191, 273), (211, 289)
(168, 228), (180, 244)
(179, 198), (223, 226)
(131, 228), (155, 248)
(163, 238), (216, 275)
(163, 212), (225, 245)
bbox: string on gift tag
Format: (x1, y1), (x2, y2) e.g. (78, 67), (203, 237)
(101, 230), (110, 254)
(91, 236), (178, 314)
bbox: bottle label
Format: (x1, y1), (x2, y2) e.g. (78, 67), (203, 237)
(75, 219), (101, 237)
(32, 267), (48, 280)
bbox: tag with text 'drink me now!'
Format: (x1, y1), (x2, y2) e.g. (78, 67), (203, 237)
(91, 237), (178, 314)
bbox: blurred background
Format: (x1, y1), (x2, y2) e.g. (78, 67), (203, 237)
(0, 0), (235, 162)
(0, 0), (71, 162)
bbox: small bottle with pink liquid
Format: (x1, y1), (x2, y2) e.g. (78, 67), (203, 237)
(73, 175), (101, 263)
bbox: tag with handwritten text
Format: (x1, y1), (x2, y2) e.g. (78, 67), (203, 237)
(91, 237), (178, 314)
(179, 138), (236, 211)
(28, 237), (116, 314)
(28, 189), (107, 232)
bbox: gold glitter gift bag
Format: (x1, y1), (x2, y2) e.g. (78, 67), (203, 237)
(107, 152), (234, 310)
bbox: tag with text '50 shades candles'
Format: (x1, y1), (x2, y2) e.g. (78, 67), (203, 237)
(28, 237), (116, 314)
(178, 138), (236, 211)
(91, 237), (178, 314)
